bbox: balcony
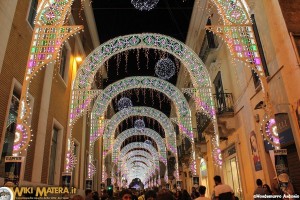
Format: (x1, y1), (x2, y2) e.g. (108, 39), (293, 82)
(213, 93), (234, 117)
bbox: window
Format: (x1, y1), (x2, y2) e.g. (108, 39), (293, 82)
(27, 0), (38, 28)
(1, 92), (20, 164)
(59, 46), (68, 80)
(206, 18), (218, 49)
(252, 69), (260, 89)
(48, 127), (59, 185)
(291, 33), (300, 63)
(251, 14), (269, 77)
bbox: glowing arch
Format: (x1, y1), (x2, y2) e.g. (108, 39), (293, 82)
(118, 142), (166, 165)
(112, 128), (167, 161)
(90, 76), (195, 148)
(68, 34), (222, 176)
(104, 107), (177, 154)
(74, 34), (211, 89)
(120, 151), (159, 181)
(117, 141), (166, 169)
(69, 34), (222, 174)
(121, 150), (154, 162)
(92, 76), (192, 119)
(123, 157), (155, 174)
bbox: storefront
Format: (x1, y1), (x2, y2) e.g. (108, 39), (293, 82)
(222, 145), (243, 199)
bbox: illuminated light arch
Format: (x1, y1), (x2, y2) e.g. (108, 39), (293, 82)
(120, 150), (155, 164)
(124, 163), (153, 183)
(118, 142), (165, 165)
(90, 76), (195, 145)
(118, 143), (166, 177)
(88, 77), (196, 177)
(103, 107), (177, 155)
(112, 128), (167, 161)
(119, 147), (161, 185)
(69, 34), (223, 174)
(92, 76), (192, 119)
(74, 34), (211, 90)
(120, 152), (159, 180)
(13, 0), (83, 154)
(124, 164), (151, 184)
(122, 157), (155, 175)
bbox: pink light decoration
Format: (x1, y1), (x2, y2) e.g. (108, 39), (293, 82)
(194, 97), (216, 116)
(231, 10), (241, 19)
(167, 144), (177, 154)
(254, 57), (261, 65)
(265, 118), (280, 145)
(234, 45), (242, 52)
(178, 124), (193, 139)
(38, 54), (46, 60)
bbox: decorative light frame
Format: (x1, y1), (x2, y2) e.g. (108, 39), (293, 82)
(103, 107), (177, 153)
(14, 0), (277, 183)
(70, 32), (222, 170)
(13, 0), (83, 155)
(91, 76), (192, 121)
(112, 128), (167, 161)
(120, 157), (159, 181)
(207, 0), (278, 146)
(120, 151), (158, 184)
(118, 142), (164, 165)
(112, 128), (167, 181)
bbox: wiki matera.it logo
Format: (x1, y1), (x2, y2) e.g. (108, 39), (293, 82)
(0, 187), (13, 200)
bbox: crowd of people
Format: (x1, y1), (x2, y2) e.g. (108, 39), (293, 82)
(69, 175), (289, 200)
(69, 185), (210, 200)
(68, 175), (228, 200)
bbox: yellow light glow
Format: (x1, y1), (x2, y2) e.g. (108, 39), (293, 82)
(75, 56), (82, 62)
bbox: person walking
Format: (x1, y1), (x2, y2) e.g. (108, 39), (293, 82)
(253, 179), (268, 200)
(213, 175), (234, 200)
(85, 189), (93, 200)
(195, 185), (210, 200)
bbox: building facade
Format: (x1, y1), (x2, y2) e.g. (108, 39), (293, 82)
(0, 0), (99, 195)
(175, 0), (300, 198)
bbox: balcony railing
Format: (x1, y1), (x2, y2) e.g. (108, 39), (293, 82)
(213, 93), (234, 116)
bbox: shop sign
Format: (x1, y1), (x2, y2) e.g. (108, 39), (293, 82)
(274, 149), (294, 194)
(85, 179), (93, 189)
(62, 172), (72, 188)
(4, 156), (23, 186)
(275, 113), (294, 146)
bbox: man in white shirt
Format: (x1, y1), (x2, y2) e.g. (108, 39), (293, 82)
(213, 175), (235, 200)
(195, 185), (210, 200)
